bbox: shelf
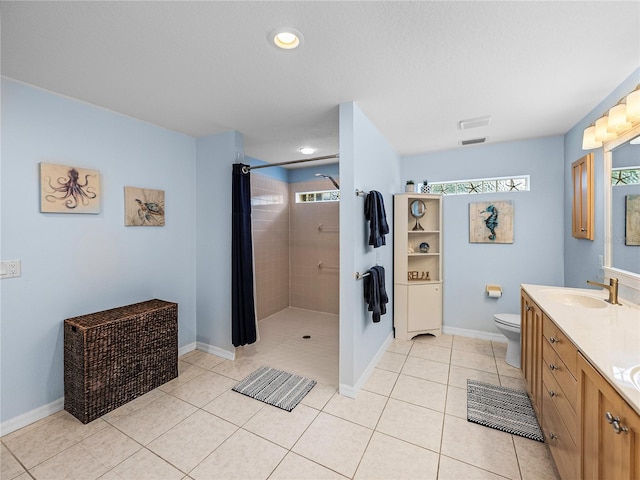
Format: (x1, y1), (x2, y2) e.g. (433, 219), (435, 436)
(408, 253), (439, 256)
(408, 230), (439, 234)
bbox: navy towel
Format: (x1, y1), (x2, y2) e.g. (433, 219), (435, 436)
(364, 191), (389, 248)
(363, 265), (388, 323)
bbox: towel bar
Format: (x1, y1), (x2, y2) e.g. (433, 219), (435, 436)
(355, 271), (371, 280)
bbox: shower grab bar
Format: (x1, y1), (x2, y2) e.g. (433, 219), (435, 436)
(354, 271), (371, 280)
(318, 223), (339, 232)
(318, 261), (339, 270)
(355, 189), (370, 197)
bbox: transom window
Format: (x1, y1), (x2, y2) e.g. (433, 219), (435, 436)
(611, 167), (640, 186)
(296, 190), (340, 203)
(427, 175), (530, 195)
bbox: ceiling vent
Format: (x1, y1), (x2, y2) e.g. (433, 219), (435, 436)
(459, 137), (487, 146)
(459, 116), (492, 130)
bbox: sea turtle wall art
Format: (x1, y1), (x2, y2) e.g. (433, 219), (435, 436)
(124, 186), (165, 226)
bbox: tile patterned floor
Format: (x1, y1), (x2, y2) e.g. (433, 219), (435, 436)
(1, 310), (561, 479)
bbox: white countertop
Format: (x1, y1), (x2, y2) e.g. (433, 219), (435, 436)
(522, 284), (640, 415)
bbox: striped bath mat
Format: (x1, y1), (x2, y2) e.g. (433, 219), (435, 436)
(232, 366), (316, 412)
(467, 380), (544, 442)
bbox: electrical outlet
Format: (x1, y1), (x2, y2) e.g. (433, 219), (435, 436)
(599, 255), (604, 270)
(0, 260), (21, 278)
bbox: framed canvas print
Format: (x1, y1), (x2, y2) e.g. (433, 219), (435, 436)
(124, 186), (165, 226)
(469, 201), (514, 243)
(40, 163), (101, 213)
(625, 194), (640, 245)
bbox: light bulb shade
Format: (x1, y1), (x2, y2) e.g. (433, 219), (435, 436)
(582, 125), (603, 150)
(594, 116), (616, 142)
(626, 89), (640, 122)
(607, 104), (632, 133)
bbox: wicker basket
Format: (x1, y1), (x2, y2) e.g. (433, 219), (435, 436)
(64, 299), (178, 423)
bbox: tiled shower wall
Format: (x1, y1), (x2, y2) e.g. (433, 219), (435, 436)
(289, 178), (340, 314)
(251, 174), (340, 319)
(251, 174), (290, 320)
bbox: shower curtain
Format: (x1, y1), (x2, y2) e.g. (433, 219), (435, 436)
(231, 163), (257, 346)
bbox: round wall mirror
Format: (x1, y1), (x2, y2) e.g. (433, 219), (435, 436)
(410, 199), (426, 231)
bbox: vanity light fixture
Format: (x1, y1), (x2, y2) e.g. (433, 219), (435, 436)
(271, 28), (303, 50)
(583, 84), (640, 150)
(299, 147), (315, 155)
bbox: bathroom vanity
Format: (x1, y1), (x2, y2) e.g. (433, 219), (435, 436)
(520, 284), (640, 480)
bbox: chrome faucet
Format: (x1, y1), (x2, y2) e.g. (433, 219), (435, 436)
(586, 277), (621, 305)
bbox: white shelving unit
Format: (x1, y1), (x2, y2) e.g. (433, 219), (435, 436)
(393, 193), (443, 340)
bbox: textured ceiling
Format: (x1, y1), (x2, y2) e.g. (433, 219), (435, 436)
(2, 1), (639, 165)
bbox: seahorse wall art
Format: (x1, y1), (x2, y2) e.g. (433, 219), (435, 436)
(40, 163), (101, 214)
(469, 201), (514, 244)
(124, 186), (165, 226)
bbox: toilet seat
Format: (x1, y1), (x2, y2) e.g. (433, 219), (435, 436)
(494, 313), (520, 329)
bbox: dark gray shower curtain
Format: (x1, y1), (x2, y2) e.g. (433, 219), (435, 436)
(231, 163), (257, 347)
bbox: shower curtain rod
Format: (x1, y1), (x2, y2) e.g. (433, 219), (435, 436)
(242, 154), (339, 173)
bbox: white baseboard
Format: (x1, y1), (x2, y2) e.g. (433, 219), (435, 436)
(1, 342), (229, 437)
(1, 397), (64, 437)
(178, 342), (197, 357)
(442, 325), (506, 343)
(195, 341), (235, 361)
(339, 331), (394, 398)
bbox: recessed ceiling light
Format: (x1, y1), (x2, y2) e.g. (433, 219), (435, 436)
(271, 28), (303, 50)
(299, 147), (315, 155)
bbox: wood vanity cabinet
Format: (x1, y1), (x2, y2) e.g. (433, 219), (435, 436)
(521, 288), (640, 480)
(541, 314), (579, 480)
(521, 290), (543, 416)
(578, 352), (640, 480)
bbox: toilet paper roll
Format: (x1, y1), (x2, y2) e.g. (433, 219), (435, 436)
(487, 285), (502, 298)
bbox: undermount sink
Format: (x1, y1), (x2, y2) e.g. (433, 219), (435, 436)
(630, 365), (640, 392)
(541, 289), (608, 309)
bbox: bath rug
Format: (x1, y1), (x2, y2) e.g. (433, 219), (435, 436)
(232, 366), (316, 412)
(467, 380), (543, 442)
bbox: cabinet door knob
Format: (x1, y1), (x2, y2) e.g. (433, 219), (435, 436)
(581, 227), (587, 232)
(526, 305), (532, 312)
(548, 363), (558, 371)
(605, 412), (630, 434)
(549, 432), (558, 440)
(549, 336), (558, 344)
(548, 390), (556, 398)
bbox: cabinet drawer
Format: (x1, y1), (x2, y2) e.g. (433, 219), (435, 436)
(543, 339), (577, 408)
(542, 384), (578, 480)
(543, 314), (577, 377)
(543, 366), (577, 444)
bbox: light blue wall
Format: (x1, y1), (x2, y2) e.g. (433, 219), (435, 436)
(339, 102), (399, 390)
(564, 68), (640, 288)
(288, 163), (340, 184)
(402, 137), (565, 334)
(1, 79), (197, 424)
(195, 131), (243, 355)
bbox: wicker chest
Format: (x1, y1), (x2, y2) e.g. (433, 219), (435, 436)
(64, 299), (178, 423)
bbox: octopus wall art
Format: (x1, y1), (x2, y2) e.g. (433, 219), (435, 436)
(469, 200), (514, 244)
(124, 186), (165, 226)
(40, 163), (101, 213)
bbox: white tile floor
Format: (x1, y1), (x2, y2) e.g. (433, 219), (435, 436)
(1, 309), (560, 480)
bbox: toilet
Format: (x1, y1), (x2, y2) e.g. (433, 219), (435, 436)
(494, 313), (521, 368)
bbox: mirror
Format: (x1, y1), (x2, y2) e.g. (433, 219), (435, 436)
(410, 199), (426, 231)
(604, 124), (640, 286)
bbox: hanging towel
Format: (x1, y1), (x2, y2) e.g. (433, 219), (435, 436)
(363, 265), (388, 323)
(364, 191), (389, 248)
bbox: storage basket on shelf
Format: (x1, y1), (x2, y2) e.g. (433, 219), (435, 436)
(64, 299), (178, 423)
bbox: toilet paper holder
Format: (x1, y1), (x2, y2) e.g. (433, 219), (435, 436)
(486, 285), (502, 298)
